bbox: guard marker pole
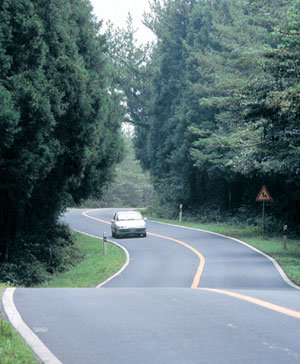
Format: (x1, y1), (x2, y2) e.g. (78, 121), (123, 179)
(103, 232), (107, 255)
(283, 225), (287, 251)
(179, 204), (183, 222)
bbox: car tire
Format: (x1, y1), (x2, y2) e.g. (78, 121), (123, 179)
(143, 233), (147, 237)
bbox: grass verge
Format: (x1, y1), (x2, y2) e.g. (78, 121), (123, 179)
(35, 231), (126, 288)
(0, 284), (39, 364)
(146, 216), (300, 286)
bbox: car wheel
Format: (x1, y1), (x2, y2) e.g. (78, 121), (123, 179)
(111, 230), (115, 238)
(143, 233), (147, 237)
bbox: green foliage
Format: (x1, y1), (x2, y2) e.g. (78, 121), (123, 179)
(106, 16), (153, 129)
(136, 1), (211, 207)
(86, 134), (155, 208)
(0, 0), (124, 282)
(0, 224), (83, 286)
(120, 0), (300, 234)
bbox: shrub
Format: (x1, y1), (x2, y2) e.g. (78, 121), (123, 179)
(0, 224), (83, 286)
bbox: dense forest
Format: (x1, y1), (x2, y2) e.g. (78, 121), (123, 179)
(0, 0), (124, 284)
(0, 0), (299, 284)
(111, 0), (300, 234)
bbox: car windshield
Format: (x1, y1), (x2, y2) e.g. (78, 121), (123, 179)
(117, 212), (142, 221)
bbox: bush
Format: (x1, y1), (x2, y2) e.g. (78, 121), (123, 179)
(0, 224), (83, 286)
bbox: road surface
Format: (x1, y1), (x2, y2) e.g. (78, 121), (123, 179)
(3, 208), (300, 364)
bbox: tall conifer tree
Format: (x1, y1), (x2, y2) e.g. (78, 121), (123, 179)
(0, 0), (123, 282)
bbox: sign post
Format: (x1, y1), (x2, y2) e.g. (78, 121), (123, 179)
(262, 200), (265, 238)
(255, 186), (273, 238)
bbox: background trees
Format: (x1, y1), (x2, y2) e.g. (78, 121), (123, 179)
(85, 134), (155, 208)
(120, 0), (299, 233)
(0, 0), (124, 284)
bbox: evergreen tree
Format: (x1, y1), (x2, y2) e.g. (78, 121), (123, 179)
(135, 0), (210, 209)
(0, 0), (123, 283)
(229, 1), (300, 229)
(132, 0), (299, 228)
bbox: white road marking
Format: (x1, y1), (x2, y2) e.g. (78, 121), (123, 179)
(2, 288), (62, 364)
(33, 327), (49, 333)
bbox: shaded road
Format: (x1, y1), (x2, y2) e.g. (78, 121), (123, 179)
(4, 208), (300, 363)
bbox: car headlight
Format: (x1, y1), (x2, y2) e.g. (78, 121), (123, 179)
(116, 223), (126, 229)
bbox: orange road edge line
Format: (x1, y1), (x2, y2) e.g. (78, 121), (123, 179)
(149, 232), (205, 289)
(82, 210), (111, 225)
(81, 209), (300, 320)
(198, 288), (300, 320)
(82, 210), (205, 288)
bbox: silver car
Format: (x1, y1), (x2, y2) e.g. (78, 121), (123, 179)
(111, 211), (147, 238)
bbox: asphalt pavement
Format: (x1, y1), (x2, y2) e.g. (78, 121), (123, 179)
(3, 208), (300, 364)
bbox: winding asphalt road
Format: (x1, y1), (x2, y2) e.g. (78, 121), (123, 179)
(3, 208), (300, 364)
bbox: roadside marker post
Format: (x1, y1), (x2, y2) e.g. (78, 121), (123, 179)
(179, 204), (183, 222)
(103, 232), (107, 255)
(283, 225), (288, 251)
(255, 186), (273, 239)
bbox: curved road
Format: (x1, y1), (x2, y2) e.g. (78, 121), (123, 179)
(3, 208), (300, 364)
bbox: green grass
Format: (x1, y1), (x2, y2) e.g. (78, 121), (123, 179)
(0, 284), (39, 364)
(35, 232), (126, 288)
(146, 216), (300, 286)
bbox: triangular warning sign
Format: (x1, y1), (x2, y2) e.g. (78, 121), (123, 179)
(256, 186), (273, 202)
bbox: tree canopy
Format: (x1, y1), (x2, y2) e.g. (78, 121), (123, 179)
(0, 0), (124, 283)
(112, 0), (300, 233)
